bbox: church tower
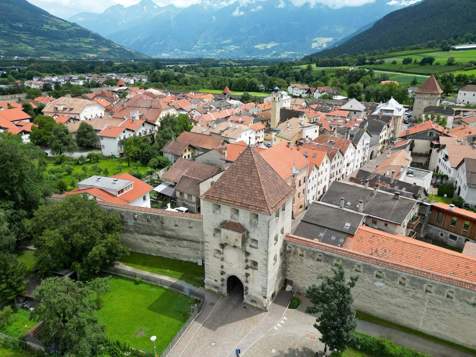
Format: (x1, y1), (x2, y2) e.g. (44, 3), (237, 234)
(271, 89), (281, 129)
(201, 147), (294, 310)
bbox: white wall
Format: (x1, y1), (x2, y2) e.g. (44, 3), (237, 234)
(80, 104), (105, 121)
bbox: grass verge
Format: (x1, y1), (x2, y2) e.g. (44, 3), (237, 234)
(356, 311), (476, 355)
(120, 252), (204, 287)
(0, 309), (36, 339)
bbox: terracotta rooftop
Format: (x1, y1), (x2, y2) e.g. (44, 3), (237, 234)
(432, 202), (476, 221)
(163, 131), (224, 157)
(345, 226), (476, 287)
(161, 158), (221, 185)
(287, 226), (476, 290)
(449, 125), (476, 139)
(314, 134), (353, 154)
(0, 109), (31, 123)
(260, 143), (308, 180)
(99, 126), (128, 138)
(399, 120), (446, 137)
(416, 75), (443, 95)
(203, 146), (293, 215)
(439, 136), (476, 168)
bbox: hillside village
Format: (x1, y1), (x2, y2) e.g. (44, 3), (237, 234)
(2, 72), (476, 356)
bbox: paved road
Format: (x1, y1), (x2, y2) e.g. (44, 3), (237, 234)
(167, 291), (322, 357)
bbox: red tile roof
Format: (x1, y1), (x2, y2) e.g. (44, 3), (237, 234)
(260, 143), (308, 180)
(399, 120), (446, 137)
(99, 126), (127, 138)
(204, 146), (293, 215)
(163, 132), (224, 156)
(34, 96), (54, 105)
(66, 173), (152, 205)
(0, 118), (21, 134)
(287, 226), (476, 290)
(0, 101), (22, 110)
(432, 202), (476, 221)
(416, 75), (443, 95)
(0, 109), (31, 123)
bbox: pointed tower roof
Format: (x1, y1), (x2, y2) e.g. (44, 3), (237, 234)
(416, 75), (443, 95)
(203, 146), (293, 215)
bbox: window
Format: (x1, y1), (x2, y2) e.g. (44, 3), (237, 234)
(449, 234), (458, 241)
(231, 208), (239, 220)
(250, 239), (258, 249)
(375, 271), (384, 279)
(353, 264), (362, 273)
(464, 221), (471, 231)
(143, 195), (147, 201)
(213, 204), (221, 214)
(450, 217), (457, 226)
(250, 213), (259, 227)
(424, 284), (433, 294)
(398, 276), (407, 287)
(274, 234), (279, 245)
(250, 260), (258, 270)
(436, 211), (443, 223)
(446, 290), (455, 300)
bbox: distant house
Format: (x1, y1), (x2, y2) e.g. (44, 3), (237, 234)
(341, 98), (366, 118)
(66, 173), (153, 208)
(287, 83), (310, 98)
(457, 85), (476, 106)
(43, 97), (105, 121)
(160, 159), (221, 212)
(372, 97), (405, 137)
(162, 132), (224, 163)
(455, 158), (476, 205)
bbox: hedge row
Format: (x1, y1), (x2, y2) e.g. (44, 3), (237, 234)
(349, 332), (429, 357)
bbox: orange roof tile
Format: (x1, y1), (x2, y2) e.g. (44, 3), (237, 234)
(432, 202), (476, 221)
(0, 118), (21, 134)
(449, 125), (476, 139)
(112, 173), (153, 203)
(260, 143), (308, 180)
(250, 122), (265, 132)
(399, 120), (446, 137)
(296, 146), (328, 168)
(65, 187), (126, 204)
(99, 126), (127, 138)
(0, 101), (22, 110)
(0, 109), (31, 123)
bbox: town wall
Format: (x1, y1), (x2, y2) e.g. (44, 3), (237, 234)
(285, 236), (476, 349)
(99, 202), (204, 264)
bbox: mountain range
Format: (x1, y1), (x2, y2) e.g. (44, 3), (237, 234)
(315, 0), (476, 57)
(0, 0), (143, 60)
(70, 0), (410, 59)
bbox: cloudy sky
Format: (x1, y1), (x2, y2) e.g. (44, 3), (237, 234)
(28, 0), (411, 18)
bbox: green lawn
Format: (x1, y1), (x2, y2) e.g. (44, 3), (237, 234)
(380, 49), (476, 64)
(428, 194), (452, 204)
(373, 70), (428, 85)
(341, 349), (368, 357)
(17, 250), (36, 272)
(45, 157), (152, 192)
(198, 88), (269, 97)
(96, 277), (196, 354)
(120, 252), (204, 287)
(0, 347), (30, 357)
(0, 309), (36, 339)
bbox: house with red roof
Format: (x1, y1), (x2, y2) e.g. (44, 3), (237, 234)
(66, 173), (153, 208)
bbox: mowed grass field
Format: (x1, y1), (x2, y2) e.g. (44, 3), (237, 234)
(373, 70), (428, 85)
(96, 277), (195, 354)
(381, 49), (476, 64)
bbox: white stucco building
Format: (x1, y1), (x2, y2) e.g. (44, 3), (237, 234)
(457, 85), (476, 106)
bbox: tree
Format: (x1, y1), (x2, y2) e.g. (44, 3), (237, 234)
(0, 209), (15, 252)
(419, 56), (435, 66)
(0, 134), (48, 213)
(402, 57), (413, 65)
(31, 115), (75, 154)
(32, 277), (108, 356)
(29, 196), (126, 280)
(446, 57), (456, 66)
(154, 114), (193, 150)
(306, 263), (358, 355)
(122, 136), (155, 166)
(0, 253), (27, 305)
(347, 83), (363, 100)
(76, 122), (99, 149)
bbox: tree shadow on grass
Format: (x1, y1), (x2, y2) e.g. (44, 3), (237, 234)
(147, 288), (195, 321)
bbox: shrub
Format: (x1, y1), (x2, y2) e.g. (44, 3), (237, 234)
(0, 306), (13, 328)
(437, 183), (455, 198)
(289, 296), (301, 309)
(349, 332), (429, 357)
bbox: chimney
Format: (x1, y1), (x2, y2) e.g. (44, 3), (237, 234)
(358, 199), (364, 212)
(340, 197), (345, 209)
(393, 192), (400, 200)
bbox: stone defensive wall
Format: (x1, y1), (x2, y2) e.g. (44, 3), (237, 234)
(284, 235), (476, 350)
(98, 202), (204, 264)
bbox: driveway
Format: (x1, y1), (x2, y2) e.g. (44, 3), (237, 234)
(166, 291), (322, 357)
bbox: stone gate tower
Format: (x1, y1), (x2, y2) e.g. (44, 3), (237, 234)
(413, 75), (443, 118)
(201, 147), (294, 310)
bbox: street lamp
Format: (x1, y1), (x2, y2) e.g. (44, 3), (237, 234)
(150, 335), (158, 357)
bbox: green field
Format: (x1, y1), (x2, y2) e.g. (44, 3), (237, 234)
(0, 347), (29, 357)
(373, 70), (428, 85)
(17, 250), (36, 272)
(199, 88), (269, 97)
(0, 309), (36, 339)
(96, 277), (195, 354)
(121, 252), (205, 287)
(45, 157), (152, 192)
(381, 49), (476, 64)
